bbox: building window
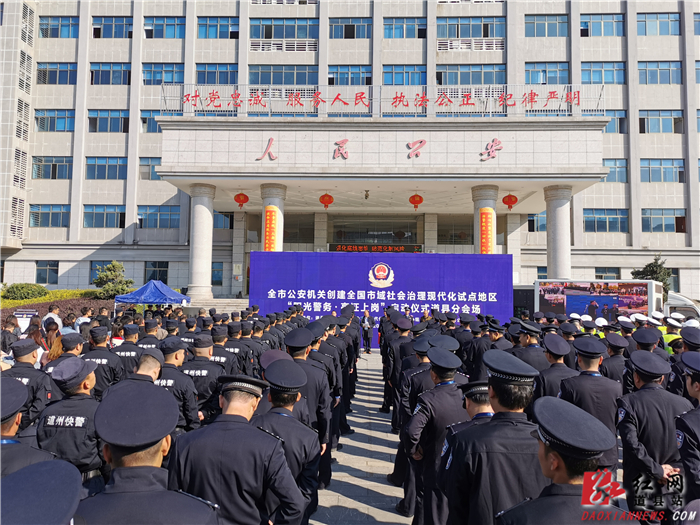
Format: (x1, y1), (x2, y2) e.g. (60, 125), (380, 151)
(196, 64), (238, 84)
(329, 216), (419, 245)
(86, 157), (127, 179)
(582, 62), (625, 84)
(669, 268), (679, 292)
(537, 267), (548, 280)
(144, 17), (185, 39)
(639, 110), (683, 134)
(583, 209), (629, 233)
(88, 110), (129, 133)
(0, 260), (4, 282)
(696, 62), (700, 83)
(525, 15), (568, 37)
(249, 18), (319, 39)
(213, 211), (234, 229)
(637, 13), (681, 36)
(39, 17), (78, 38)
(595, 267), (621, 280)
(639, 62), (682, 84)
(383, 65), (427, 86)
(144, 262), (168, 284)
(602, 110), (628, 134)
(36, 261), (59, 285)
(641, 159), (685, 183)
(32, 156), (73, 179)
(249, 65), (318, 85)
(211, 262), (224, 286)
(642, 209), (686, 232)
(83, 205), (126, 228)
(384, 18), (426, 39)
(436, 64), (506, 85)
(29, 205), (70, 227)
(197, 17), (239, 39)
(137, 206), (180, 229)
(580, 14), (624, 37)
(35, 110), (75, 132)
(90, 261), (111, 283)
(139, 158), (161, 180)
(90, 63), (131, 85)
(142, 63), (184, 86)
(0, 3), (3, 26)
(603, 159), (628, 183)
(528, 212), (547, 232)
(696, 14), (700, 35)
(437, 214), (473, 245)
(329, 18), (372, 39)
(141, 111), (162, 133)
(37, 63), (77, 85)
(328, 65), (372, 86)
(525, 62), (569, 84)
(437, 17), (505, 39)
(92, 17), (132, 38)
(284, 214), (314, 243)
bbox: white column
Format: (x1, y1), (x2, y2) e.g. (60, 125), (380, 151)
(472, 185), (499, 253)
(187, 184), (216, 302)
(544, 185), (573, 280)
(314, 213), (328, 252)
(261, 184), (287, 251)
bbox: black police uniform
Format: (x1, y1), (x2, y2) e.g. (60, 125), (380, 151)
(490, 335), (513, 351)
(533, 363), (578, 401)
(225, 337), (254, 376)
(212, 344), (240, 375)
(255, 387), (311, 425)
(465, 336), (490, 381)
(0, 439), (55, 478)
(2, 363), (53, 431)
(404, 380), (468, 525)
(42, 353), (80, 400)
(180, 357), (225, 422)
(676, 406), (700, 501)
(168, 414), (306, 525)
(156, 364), (201, 432)
(112, 341), (143, 374)
(512, 344), (550, 372)
(600, 354), (626, 383)
(293, 358), (331, 446)
(559, 372), (622, 469)
(82, 346), (126, 401)
(137, 333), (161, 350)
(241, 336), (266, 377)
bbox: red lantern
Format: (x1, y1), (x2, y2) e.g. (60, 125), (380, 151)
(319, 193), (334, 209)
(502, 193), (518, 211)
(234, 192), (249, 209)
(409, 194), (424, 210)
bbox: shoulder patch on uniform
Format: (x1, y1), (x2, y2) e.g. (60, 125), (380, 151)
(441, 438), (449, 457)
(670, 372), (676, 383)
(413, 403), (423, 416)
(176, 490), (220, 510)
(257, 426), (286, 444)
(445, 451), (452, 470)
(677, 430), (685, 449)
(617, 408), (626, 423)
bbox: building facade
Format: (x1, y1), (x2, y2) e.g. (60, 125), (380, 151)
(1, 0), (699, 303)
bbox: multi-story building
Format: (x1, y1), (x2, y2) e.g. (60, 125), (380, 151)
(1, 0), (698, 304)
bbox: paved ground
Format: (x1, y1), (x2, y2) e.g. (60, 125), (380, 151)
(310, 352), (412, 525)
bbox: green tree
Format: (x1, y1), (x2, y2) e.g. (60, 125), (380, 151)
(631, 254), (672, 302)
(93, 261), (134, 299)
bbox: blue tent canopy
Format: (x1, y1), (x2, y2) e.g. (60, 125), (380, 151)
(115, 280), (190, 305)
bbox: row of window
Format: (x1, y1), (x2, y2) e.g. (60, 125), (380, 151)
(33, 260), (225, 287)
(41, 13), (700, 40)
(591, 110), (685, 135)
(32, 157), (161, 180)
(534, 266), (680, 290)
(528, 209), (687, 233)
(29, 205), (180, 229)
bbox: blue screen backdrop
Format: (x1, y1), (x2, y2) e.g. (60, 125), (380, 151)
(250, 252), (513, 344)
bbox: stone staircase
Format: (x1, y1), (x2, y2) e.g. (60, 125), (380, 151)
(184, 298), (250, 314)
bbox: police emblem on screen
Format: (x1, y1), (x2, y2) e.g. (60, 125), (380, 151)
(369, 262), (394, 289)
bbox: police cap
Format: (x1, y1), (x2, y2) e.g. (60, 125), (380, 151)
(580, 315), (593, 322)
(632, 329), (659, 346)
(573, 337), (606, 358)
(141, 347), (165, 367)
(543, 334), (570, 357)
(252, 305), (259, 311)
(396, 318), (412, 331)
(460, 314), (476, 324)
(509, 317), (522, 325)
(260, 349), (293, 370)
(306, 321), (326, 340)
(681, 327), (700, 348)
(2, 460), (82, 525)
(165, 319), (179, 330)
(519, 321), (542, 335)
(487, 319), (506, 333)
(533, 397), (616, 460)
(194, 335), (214, 348)
(595, 318), (608, 328)
(483, 349), (538, 385)
(533, 312), (545, 320)
(212, 314), (223, 323)
(445, 312), (457, 321)
(459, 380), (489, 399)
(410, 322), (428, 334)
(428, 335), (460, 352)
(10, 339), (39, 357)
(96, 382), (177, 447)
(52, 358), (98, 392)
(241, 311), (249, 319)
(507, 324), (521, 338)
(160, 338), (187, 355)
(681, 352), (700, 377)
(217, 374), (269, 398)
(61, 333), (86, 350)
(666, 318), (682, 329)
(555, 314), (568, 323)
(285, 327), (314, 349)
(89, 326), (109, 339)
(618, 320), (635, 331)
(211, 325), (228, 338)
(413, 338), (431, 356)
(144, 320), (158, 331)
(221, 313), (230, 322)
(228, 322), (241, 335)
(123, 324), (140, 336)
(265, 360), (307, 394)
(469, 321), (485, 333)
(337, 317), (350, 327)
(240, 321), (253, 332)
(209, 308), (217, 317)
(568, 313), (581, 321)
(581, 321), (597, 331)
(629, 350), (671, 378)
(427, 347), (462, 370)
(1, 377), (28, 422)
(544, 312), (556, 321)
(606, 333), (629, 350)
(542, 325), (559, 334)
(201, 317), (214, 327)
(185, 318), (196, 329)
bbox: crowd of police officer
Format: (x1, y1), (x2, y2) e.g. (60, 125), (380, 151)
(3, 301), (700, 525)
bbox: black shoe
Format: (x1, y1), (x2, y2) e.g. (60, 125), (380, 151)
(336, 444), (343, 451)
(391, 427), (400, 435)
(386, 474), (402, 487)
(379, 406), (390, 413)
(341, 428), (355, 436)
(318, 482), (330, 490)
(346, 407), (353, 414)
(395, 502), (413, 518)
(330, 457), (338, 464)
